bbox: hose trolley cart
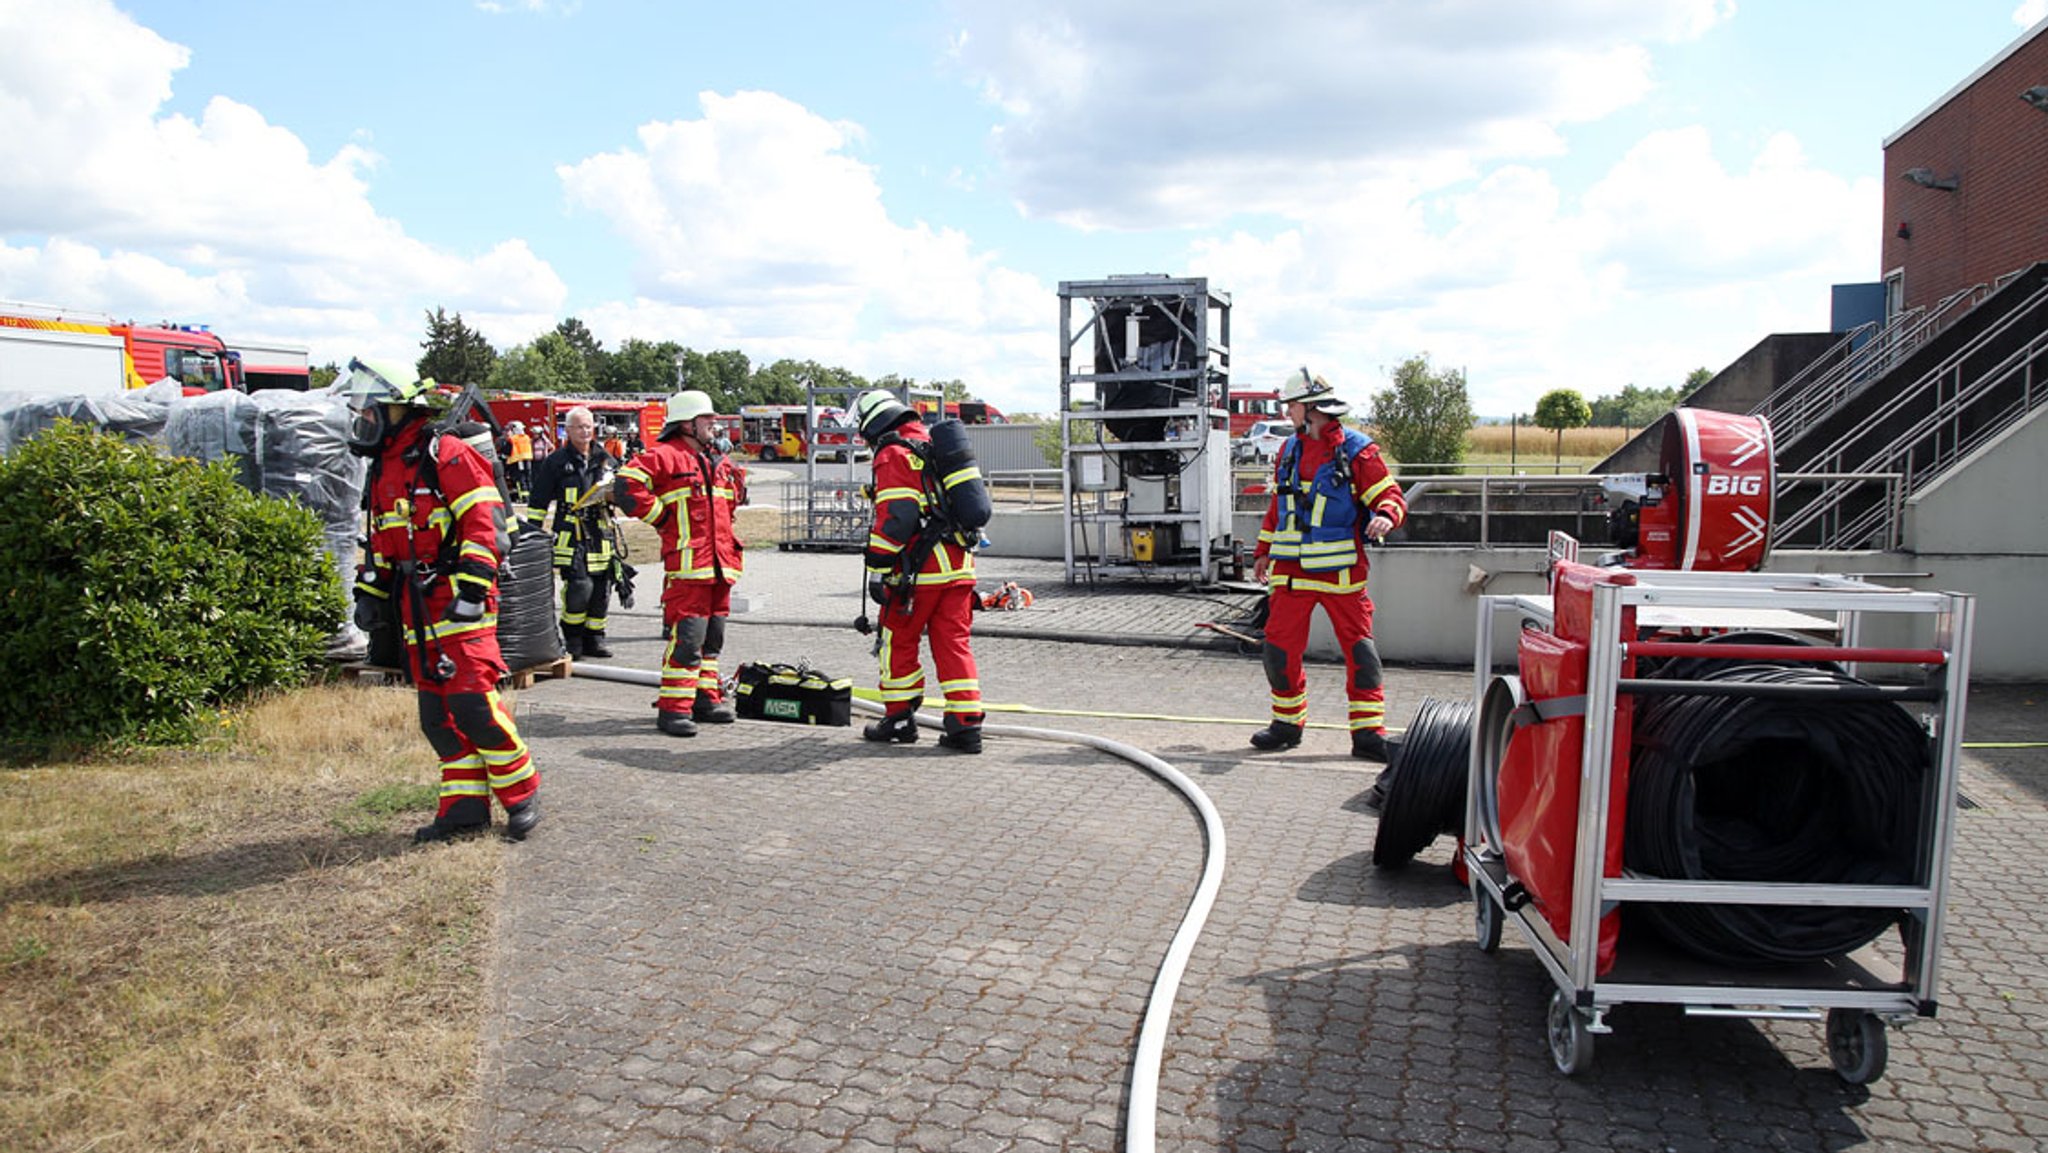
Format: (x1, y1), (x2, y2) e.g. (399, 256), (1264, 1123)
(1459, 409), (1974, 1084)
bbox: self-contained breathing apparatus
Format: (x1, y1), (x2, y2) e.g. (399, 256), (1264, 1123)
(852, 414), (991, 646)
(352, 378), (514, 684)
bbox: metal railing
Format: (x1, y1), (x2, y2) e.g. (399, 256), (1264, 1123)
(1756, 283), (1987, 447)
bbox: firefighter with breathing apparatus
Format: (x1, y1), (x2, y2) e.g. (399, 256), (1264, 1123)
(346, 358), (541, 842)
(853, 389), (988, 754)
(613, 389), (746, 737)
(1250, 368), (1408, 763)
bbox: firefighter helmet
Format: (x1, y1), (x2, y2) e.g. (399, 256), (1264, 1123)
(853, 389), (916, 444)
(1278, 366), (1350, 416)
(665, 389), (715, 425)
(344, 357), (442, 455)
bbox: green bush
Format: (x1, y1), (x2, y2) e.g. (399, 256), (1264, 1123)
(0, 421), (346, 751)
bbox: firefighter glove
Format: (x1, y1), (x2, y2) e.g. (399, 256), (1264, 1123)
(444, 588), (487, 625)
(867, 577), (890, 606)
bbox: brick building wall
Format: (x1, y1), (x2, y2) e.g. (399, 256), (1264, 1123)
(1882, 22), (2048, 314)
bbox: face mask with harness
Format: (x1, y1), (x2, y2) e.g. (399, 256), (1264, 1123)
(346, 360), (513, 682)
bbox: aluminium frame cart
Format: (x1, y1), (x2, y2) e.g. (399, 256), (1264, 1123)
(1463, 568), (1974, 1083)
(1057, 275), (1233, 584)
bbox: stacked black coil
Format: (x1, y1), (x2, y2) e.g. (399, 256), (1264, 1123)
(1623, 660), (1930, 966)
(1371, 696), (1474, 869)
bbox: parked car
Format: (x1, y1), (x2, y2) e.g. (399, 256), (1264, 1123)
(1234, 418), (1292, 464)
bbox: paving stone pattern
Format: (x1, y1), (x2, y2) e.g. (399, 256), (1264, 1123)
(471, 555), (2048, 1152)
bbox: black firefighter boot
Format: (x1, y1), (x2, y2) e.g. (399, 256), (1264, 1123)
(937, 725), (983, 755)
(657, 709), (698, 738)
(580, 630), (613, 659)
(415, 796), (491, 844)
(862, 712), (920, 744)
(561, 624), (585, 659)
(693, 694), (736, 724)
(1248, 720), (1304, 751)
(503, 793), (541, 840)
(1351, 728), (1395, 764)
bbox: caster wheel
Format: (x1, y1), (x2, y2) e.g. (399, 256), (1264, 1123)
(1826, 1008), (1888, 1085)
(1546, 989), (1595, 1076)
(1473, 881), (1503, 953)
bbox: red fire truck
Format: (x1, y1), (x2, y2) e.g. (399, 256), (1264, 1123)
(1227, 387), (1281, 438)
(737, 403), (866, 461)
(1, 304), (246, 397)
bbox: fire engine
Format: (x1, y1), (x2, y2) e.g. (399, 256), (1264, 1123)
(737, 403), (867, 462)
(911, 399), (1008, 424)
(1227, 387), (1281, 438)
(1, 303), (247, 397)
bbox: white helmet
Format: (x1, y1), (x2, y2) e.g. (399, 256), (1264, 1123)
(665, 389), (715, 425)
(853, 388), (915, 443)
(1278, 366), (1350, 416)
(506, 420), (524, 434)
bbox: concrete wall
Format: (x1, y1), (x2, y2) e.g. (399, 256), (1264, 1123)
(1597, 332), (1839, 473)
(1903, 402), (2048, 556)
(983, 504), (2047, 680)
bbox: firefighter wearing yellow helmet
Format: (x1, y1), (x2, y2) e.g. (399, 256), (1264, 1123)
(346, 358), (541, 842)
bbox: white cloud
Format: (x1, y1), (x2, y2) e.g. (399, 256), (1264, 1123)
(558, 90), (1056, 413)
(2016, 1), (2048, 28)
(0, 0), (565, 363)
(1185, 124), (1874, 415)
(945, 0), (1734, 229)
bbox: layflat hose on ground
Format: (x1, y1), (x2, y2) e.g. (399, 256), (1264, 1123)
(1624, 661), (1930, 966)
(1371, 696), (1474, 869)
(568, 661), (1223, 1153)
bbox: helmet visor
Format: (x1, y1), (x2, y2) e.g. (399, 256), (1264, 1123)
(343, 359), (410, 408)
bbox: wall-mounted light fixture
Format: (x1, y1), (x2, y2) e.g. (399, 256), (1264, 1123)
(1897, 221), (1913, 240)
(1902, 166), (1960, 192)
(2021, 85), (2048, 112)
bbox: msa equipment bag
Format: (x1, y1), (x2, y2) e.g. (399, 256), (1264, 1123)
(734, 661), (853, 726)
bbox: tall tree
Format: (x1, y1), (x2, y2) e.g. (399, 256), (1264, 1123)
(486, 332), (594, 394)
(310, 361), (341, 390)
(1368, 354), (1473, 471)
(554, 317), (607, 385)
(1533, 388), (1593, 463)
(604, 337), (687, 394)
(418, 307), (497, 386)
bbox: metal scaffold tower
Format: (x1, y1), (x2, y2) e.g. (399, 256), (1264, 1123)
(778, 378), (938, 551)
(1058, 275), (1233, 584)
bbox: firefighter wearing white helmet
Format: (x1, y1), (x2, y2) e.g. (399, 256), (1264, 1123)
(345, 357), (541, 842)
(853, 388), (984, 754)
(614, 389), (748, 736)
(1250, 367), (1408, 763)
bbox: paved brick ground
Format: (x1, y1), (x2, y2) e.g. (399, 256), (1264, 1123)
(472, 551), (2048, 1152)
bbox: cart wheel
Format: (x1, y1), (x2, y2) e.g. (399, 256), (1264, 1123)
(1826, 1008), (1888, 1085)
(1546, 989), (1595, 1076)
(1472, 880), (1503, 953)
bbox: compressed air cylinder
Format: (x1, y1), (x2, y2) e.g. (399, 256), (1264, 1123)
(926, 418), (991, 531)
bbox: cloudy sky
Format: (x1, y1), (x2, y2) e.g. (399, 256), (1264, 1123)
(3, 0), (2044, 417)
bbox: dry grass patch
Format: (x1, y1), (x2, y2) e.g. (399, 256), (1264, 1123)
(1, 681), (506, 1152)
(614, 504), (785, 561)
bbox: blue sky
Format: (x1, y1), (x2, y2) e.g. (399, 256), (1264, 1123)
(3, 0), (2044, 417)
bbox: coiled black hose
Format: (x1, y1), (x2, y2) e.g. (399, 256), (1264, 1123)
(1624, 662), (1930, 966)
(1372, 696), (1474, 869)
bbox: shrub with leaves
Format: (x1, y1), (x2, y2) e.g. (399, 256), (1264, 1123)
(0, 420), (346, 750)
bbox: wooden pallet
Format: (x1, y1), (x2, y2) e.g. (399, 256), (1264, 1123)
(334, 657), (573, 690)
(503, 656), (573, 690)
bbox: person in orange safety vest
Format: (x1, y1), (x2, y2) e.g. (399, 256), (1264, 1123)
(1251, 368), (1407, 764)
(345, 358), (540, 843)
(613, 389), (747, 737)
(852, 389), (983, 754)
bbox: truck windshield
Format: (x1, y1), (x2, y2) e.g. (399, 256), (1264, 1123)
(167, 348), (228, 392)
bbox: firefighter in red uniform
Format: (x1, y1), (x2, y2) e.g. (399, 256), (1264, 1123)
(1251, 369), (1408, 762)
(852, 389), (984, 754)
(346, 358), (541, 842)
(613, 390), (745, 737)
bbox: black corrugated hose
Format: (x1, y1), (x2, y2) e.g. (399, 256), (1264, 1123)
(1624, 661), (1930, 966)
(1372, 696), (1474, 869)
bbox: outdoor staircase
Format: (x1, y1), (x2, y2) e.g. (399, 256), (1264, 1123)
(1765, 261), (2048, 549)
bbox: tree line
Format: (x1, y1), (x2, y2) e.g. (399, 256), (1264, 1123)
(1362, 357), (1711, 467)
(309, 308), (969, 416)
